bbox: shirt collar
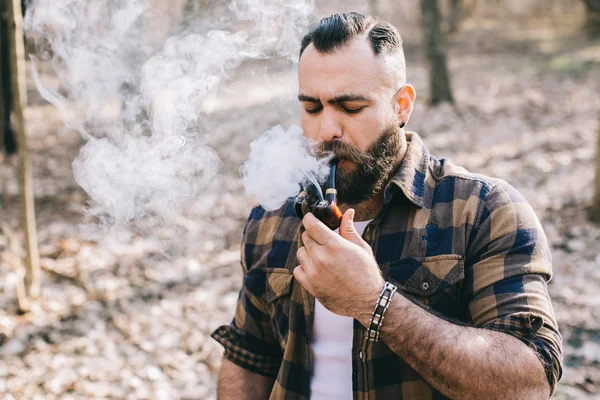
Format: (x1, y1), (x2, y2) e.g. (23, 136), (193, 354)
(384, 132), (429, 208)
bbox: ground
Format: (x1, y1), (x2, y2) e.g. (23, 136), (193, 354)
(0, 14), (599, 400)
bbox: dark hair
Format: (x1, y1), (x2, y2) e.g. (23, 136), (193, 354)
(299, 12), (403, 58)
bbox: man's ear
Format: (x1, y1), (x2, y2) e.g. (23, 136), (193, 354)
(393, 84), (416, 127)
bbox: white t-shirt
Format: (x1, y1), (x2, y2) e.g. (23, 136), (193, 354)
(310, 220), (372, 400)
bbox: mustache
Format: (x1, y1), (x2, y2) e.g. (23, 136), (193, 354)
(314, 140), (373, 164)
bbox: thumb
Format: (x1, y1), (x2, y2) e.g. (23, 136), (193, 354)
(339, 209), (363, 246)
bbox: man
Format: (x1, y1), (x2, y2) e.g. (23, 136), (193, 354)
(212, 12), (562, 399)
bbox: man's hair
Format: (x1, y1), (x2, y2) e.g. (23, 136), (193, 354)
(299, 12), (403, 58)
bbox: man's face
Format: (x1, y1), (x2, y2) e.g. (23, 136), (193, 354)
(298, 37), (403, 205)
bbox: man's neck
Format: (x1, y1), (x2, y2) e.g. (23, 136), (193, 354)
(339, 135), (408, 222)
(339, 200), (381, 222)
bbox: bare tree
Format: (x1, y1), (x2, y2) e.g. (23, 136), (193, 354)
(448, 0), (461, 33)
(420, 0), (454, 105)
(7, 0), (41, 310)
(183, 0), (201, 23)
(370, 0), (378, 16)
(182, 0), (212, 28)
(0, 4), (17, 156)
(592, 119), (600, 222)
(583, 0), (600, 38)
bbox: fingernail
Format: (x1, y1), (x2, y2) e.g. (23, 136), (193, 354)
(350, 209), (355, 222)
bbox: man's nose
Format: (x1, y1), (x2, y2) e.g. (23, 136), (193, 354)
(319, 110), (343, 142)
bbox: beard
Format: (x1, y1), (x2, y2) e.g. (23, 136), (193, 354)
(315, 124), (402, 205)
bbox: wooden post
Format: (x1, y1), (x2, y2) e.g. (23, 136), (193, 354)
(7, 0), (41, 308)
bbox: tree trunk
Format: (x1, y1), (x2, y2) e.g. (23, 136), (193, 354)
(183, 0), (200, 23)
(7, 0), (41, 308)
(448, 0), (461, 33)
(583, 0), (600, 38)
(370, 0), (378, 15)
(0, 15), (7, 154)
(420, 0), (454, 105)
(0, 4), (17, 155)
(181, 0), (213, 28)
(592, 120), (600, 222)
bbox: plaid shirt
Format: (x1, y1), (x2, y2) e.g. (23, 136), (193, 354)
(212, 132), (562, 399)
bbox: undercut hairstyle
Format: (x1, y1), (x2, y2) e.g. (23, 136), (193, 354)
(300, 12), (403, 58)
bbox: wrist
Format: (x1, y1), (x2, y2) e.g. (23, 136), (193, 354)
(355, 278), (386, 327)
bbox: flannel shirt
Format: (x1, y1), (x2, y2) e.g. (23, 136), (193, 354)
(212, 132), (563, 399)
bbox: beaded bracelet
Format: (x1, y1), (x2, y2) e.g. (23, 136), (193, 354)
(366, 282), (397, 342)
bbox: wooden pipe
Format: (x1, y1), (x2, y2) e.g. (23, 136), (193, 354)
(294, 159), (343, 230)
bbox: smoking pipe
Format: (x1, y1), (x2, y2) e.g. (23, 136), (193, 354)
(294, 159), (343, 230)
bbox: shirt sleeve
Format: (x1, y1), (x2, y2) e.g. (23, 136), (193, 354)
(464, 181), (563, 394)
(211, 213), (283, 377)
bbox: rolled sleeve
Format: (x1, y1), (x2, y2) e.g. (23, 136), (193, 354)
(480, 281), (563, 394)
(211, 315), (282, 377)
(211, 213), (283, 377)
(465, 182), (563, 393)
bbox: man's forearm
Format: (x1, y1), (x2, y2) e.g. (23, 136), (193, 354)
(356, 293), (550, 399)
(217, 357), (275, 400)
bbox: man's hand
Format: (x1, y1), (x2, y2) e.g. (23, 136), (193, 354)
(293, 209), (385, 318)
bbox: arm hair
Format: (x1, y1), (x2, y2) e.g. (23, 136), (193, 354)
(217, 357), (275, 400)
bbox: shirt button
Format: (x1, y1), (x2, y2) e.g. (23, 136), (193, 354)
(359, 351), (363, 360)
(421, 281), (430, 290)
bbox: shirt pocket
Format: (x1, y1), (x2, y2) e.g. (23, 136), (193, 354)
(386, 254), (465, 317)
(263, 268), (294, 302)
(248, 268), (294, 347)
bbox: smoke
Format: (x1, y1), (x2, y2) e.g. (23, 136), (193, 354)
(23, 0), (315, 233)
(240, 125), (329, 211)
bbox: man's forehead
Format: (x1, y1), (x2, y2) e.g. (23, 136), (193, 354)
(298, 38), (390, 97)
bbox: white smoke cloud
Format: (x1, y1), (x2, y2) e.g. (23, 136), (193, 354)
(240, 125), (329, 211)
(23, 0), (315, 232)
(229, 0), (315, 60)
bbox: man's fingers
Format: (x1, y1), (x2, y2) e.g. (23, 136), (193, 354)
(293, 265), (315, 296)
(339, 208), (372, 251)
(302, 213), (335, 246)
(301, 230), (319, 251)
(296, 245), (309, 264)
(297, 245), (319, 273)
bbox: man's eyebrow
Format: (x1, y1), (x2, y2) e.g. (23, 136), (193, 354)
(297, 93), (371, 104)
(298, 94), (320, 103)
(327, 94), (370, 104)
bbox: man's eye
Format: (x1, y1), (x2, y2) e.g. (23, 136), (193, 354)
(342, 106), (365, 114)
(305, 107), (322, 114)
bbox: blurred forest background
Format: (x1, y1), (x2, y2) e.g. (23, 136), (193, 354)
(1, 0), (599, 398)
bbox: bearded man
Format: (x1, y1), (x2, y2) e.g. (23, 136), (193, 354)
(212, 12), (562, 400)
